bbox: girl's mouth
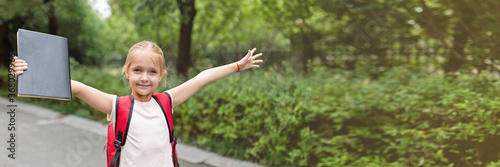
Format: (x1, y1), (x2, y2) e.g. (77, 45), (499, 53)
(137, 84), (150, 87)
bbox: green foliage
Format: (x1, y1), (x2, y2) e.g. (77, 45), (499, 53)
(174, 63), (500, 166)
(257, 0), (500, 72)
(3, 0), (500, 165)
(2, 60), (500, 166)
(102, 5), (140, 66)
(54, 0), (117, 66)
(111, 0), (290, 69)
(4, 0), (500, 73)
(110, 0), (179, 65)
(0, 0), (117, 66)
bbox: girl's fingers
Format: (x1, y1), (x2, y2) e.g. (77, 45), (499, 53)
(15, 71), (23, 77)
(241, 48), (262, 70)
(248, 48), (256, 60)
(13, 59), (27, 69)
(252, 53), (263, 59)
(243, 49), (253, 62)
(14, 66), (27, 71)
(13, 59), (28, 72)
(16, 58), (27, 62)
(14, 63), (28, 69)
(14, 62), (27, 66)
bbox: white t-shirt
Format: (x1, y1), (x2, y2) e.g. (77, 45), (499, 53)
(107, 92), (174, 167)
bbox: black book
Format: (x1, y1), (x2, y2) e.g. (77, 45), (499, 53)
(17, 29), (72, 101)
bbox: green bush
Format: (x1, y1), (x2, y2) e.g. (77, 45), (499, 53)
(2, 61), (500, 166)
(175, 64), (500, 166)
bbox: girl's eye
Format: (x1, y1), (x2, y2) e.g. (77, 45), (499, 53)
(134, 69), (141, 72)
(151, 70), (157, 74)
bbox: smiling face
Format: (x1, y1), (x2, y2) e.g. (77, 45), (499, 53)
(122, 41), (167, 102)
(126, 56), (163, 101)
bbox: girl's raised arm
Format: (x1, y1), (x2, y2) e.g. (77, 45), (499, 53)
(168, 48), (263, 108)
(71, 80), (114, 114)
(12, 57), (114, 114)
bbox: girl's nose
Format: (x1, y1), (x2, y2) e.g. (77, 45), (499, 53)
(140, 73), (148, 82)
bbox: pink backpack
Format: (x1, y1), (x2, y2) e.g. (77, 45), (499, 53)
(106, 93), (179, 167)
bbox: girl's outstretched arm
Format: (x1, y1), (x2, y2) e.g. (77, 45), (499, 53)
(168, 48), (263, 108)
(71, 80), (114, 114)
(12, 57), (114, 114)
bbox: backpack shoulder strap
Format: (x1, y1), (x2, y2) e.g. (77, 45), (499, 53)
(152, 92), (174, 140)
(115, 95), (134, 145)
(110, 95), (134, 167)
(152, 92), (179, 167)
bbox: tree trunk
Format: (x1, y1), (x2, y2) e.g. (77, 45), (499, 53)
(301, 32), (315, 73)
(1, 17), (24, 67)
(443, 1), (473, 73)
(44, 0), (58, 35)
(1, 24), (10, 67)
(443, 29), (467, 72)
(176, 0), (197, 78)
(291, 30), (317, 73)
(290, 34), (305, 72)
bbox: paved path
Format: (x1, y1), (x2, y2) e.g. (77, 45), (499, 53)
(0, 98), (262, 167)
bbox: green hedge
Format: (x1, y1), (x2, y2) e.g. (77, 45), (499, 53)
(175, 65), (500, 166)
(3, 62), (500, 166)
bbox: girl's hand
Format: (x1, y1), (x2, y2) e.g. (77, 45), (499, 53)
(237, 48), (264, 71)
(11, 57), (28, 80)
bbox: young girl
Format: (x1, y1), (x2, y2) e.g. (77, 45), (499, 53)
(12, 40), (263, 167)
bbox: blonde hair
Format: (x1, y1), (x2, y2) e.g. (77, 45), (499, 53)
(122, 41), (167, 78)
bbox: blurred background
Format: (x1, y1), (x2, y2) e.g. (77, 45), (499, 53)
(1, 0), (500, 166)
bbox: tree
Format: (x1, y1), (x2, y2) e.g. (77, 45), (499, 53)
(112, 0), (288, 76)
(0, 0), (112, 67)
(1, 0), (45, 67)
(441, 0), (500, 72)
(189, 0), (290, 69)
(400, 0), (500, 72)
(260, 0), (500, 73)
(55, 0), (111, 65)
(176, 0), (197, 78)
(260, 0), (319, 72)
(44, 0), (58, 35)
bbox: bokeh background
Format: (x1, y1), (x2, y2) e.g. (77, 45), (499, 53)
(1, 0), (500, 166)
